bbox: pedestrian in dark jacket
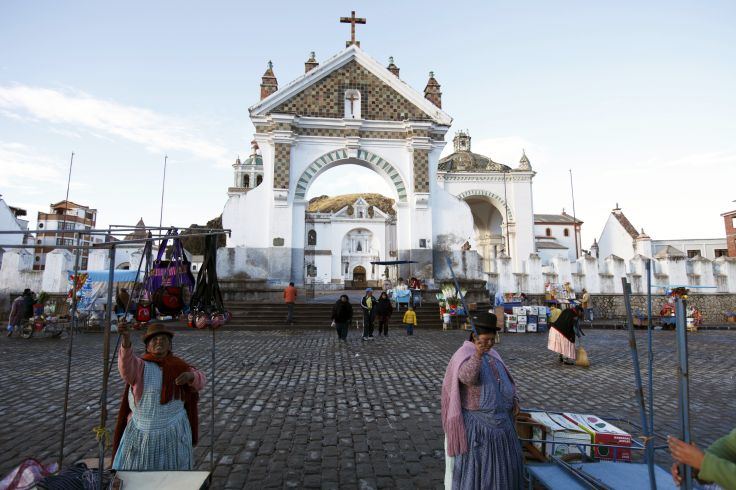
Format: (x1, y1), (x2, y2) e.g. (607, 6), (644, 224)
(7, 289), (34, 337)
(22, 289), (35, 319)
(331, 295), (353, 340)
(360, 288), (376, 340)
(375, 292), (393, 337)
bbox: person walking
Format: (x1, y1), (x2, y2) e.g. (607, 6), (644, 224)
(442, 310), (524, 489)
(375, 291), (393, 337)
(403, 305), (418, 336)
(581, 289), (593, 323)
(283, 282), (297, 326)
(360, 288), (376, 340)
(331, 294), (353, 341)
(6, 290), (28, 337)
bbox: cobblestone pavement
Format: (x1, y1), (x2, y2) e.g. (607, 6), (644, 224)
(1, 327), (735, 489)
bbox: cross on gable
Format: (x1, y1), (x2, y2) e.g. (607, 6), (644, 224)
(340, 10), (366, 47)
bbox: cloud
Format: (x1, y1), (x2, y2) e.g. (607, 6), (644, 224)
(0, 142), (64, 191)
(0, 84), (229, 161)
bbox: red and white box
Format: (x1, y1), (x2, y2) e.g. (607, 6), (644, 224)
(563, 413), (632, 461)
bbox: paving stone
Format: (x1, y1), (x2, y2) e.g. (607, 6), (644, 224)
(1, 329), (733, 487)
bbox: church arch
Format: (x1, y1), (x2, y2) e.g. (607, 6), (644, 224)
(294, 149), (408, 202)
(307, 230), (317, 245)
(456, 189), (514, 222)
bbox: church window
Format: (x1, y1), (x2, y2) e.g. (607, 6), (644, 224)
(344, 89), (361, 119)
(419, 239), (427, 248)
(715, 249), (727, 258)
(256, 175), (263, 186)
(545, 228), (551, 237)
(687, 250), (700, 258)
(359, 211), (363, 218)
(564, 229), (569, 237)
(243, 175), (250, 188)
(356, 242), (362, 252)
(307, 230), (317, 246)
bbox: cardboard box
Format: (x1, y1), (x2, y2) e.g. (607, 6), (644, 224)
(563, 413), (632, 461)
(527, 322), (537, 332)
(517, 323), (527, 333)
(495, 307), (505, 329)
(518, 315), (527, 325)
(528, 412), (591, 458)
(507, 322), (518, 333)
(513, 306), (523, 315)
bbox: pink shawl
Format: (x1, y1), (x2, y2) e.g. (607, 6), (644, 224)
(441, 341), (516, 457)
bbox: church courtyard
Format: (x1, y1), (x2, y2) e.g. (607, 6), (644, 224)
(1, 327), (734, 489)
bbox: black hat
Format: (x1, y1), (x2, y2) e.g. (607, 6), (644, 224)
(469, 310), (499, 334)
(142, 323), (174, 344)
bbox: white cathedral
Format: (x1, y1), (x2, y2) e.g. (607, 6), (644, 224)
(221, 40), (549, 288)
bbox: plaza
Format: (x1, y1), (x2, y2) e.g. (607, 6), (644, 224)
(1, 326), (734, 488)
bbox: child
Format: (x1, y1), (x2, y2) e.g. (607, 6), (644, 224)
(403, 305), (417, 336)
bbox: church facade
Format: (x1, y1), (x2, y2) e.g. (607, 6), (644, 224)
(220, 42), (537, 287)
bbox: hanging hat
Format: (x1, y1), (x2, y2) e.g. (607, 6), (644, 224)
(142, 323), (174, 344)
(469, 310), (499, 334)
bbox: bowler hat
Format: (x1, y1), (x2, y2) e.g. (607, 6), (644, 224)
(142, 323), (174, 344)
(469, 310), (499, 334)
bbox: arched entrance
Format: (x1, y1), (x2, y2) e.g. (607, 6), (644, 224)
(352, 265), (366, 287)
(457, 190), (512, 273)
(298, 150), (405, 287)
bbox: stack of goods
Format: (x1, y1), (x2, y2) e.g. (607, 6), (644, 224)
(506, 306), (548, 333)
(545, 282), (576, 301)
(523, 412), (632, 461)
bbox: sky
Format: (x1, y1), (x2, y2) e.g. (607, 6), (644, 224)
(1, 0), (734, 248)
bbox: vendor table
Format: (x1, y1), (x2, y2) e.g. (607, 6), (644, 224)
(115, 471), (210, 489)
(526, 462), (677, 490)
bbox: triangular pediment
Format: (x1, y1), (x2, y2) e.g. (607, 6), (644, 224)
(250, 45), (452, 125)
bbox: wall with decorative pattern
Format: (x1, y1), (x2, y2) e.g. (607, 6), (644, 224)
(272, 60), (433, 121)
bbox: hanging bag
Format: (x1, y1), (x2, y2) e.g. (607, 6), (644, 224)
(146, 229), (194, 316)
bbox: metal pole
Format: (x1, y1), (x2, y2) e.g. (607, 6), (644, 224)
(622, 278), (656, 489)
(98, 243), (116, 488)
(569, 169), (579, 259)
(159, 155), (168, 229)
(59, 231), (82, 470)
(502, 169), (510, 254)
(675, 298), (693, 490)
(211, 326), (216, 473)
(646, 260), (655, 463)
(445, 256), (478, 337)
(58, 152), (75, 251)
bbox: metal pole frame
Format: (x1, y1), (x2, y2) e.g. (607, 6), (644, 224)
(622, 277), (656, 489)
(58, 231), (82, 470)
(97, 243), (116, 488)
(675, 298), (693, 490)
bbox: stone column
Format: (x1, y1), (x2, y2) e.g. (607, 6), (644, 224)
(42, 249), (75, 293)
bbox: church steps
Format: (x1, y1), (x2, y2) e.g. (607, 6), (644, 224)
(219, 302), (447, 330)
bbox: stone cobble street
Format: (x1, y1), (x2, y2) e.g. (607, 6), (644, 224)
(1, 326), (735, 489)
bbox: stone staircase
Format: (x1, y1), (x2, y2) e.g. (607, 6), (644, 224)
(220, 301), (492, 331)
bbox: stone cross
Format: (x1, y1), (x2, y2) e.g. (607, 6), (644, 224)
(340, 11), (366, 46)
(346, 92), (359, 118)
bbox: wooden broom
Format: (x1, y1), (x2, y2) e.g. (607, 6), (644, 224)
(575, 332), (590, 367)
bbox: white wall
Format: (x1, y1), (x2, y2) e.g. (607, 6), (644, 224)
(653, 238), (728, 260)
(597, 214), (636, 261)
